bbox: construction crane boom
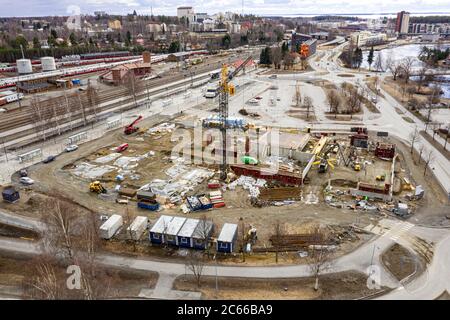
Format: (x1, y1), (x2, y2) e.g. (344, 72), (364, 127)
(219, 56), (253, 180)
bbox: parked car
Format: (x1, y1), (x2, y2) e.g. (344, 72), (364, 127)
(268, 75), (277, 79)
(42, 155), (56, 163)
(65, 144), (78, 152)
(255, 96), (263, 100)
(115, 143), (129, 152)
(19, 169), (28, 177)
(0, 108), (7, 113)
(19, 177), (34, 185)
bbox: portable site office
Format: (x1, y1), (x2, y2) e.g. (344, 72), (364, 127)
(216, 223), (238, 253)
(177, 218), (214, 250)
(149, 215), (173, 244)
(164, 217), (187, 246)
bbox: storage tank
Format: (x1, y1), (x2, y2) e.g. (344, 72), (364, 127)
(40, 56), (56, 71)
(16, 59), (32, 74)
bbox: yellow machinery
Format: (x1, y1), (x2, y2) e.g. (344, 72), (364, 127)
(89, 181), (106, 194)
(353, 162), (361, 171)
(376, 174), (386, 181)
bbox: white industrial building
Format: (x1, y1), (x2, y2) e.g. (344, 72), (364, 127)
(351, 31), (387, 47)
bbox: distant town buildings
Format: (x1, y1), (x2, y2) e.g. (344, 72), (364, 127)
(395, 11), (410, 34)
(351, 31), (387, 47)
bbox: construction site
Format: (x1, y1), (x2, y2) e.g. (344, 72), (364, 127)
(0, 64), (432, 262)
(1, 42), (449, 301)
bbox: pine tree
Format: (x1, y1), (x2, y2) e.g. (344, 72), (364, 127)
(367, 47), (374, 71)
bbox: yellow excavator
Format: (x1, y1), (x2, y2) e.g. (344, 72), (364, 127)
(89, 181), (107, 194)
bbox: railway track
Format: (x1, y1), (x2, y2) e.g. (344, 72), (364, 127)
(0, 53), (258, 149)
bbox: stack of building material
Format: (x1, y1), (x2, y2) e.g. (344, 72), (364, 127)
(187, 196), (202, 211)
(210, 190), (225, 208)
(198, 195), (213, 210)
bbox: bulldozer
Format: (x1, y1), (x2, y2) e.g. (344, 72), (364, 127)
(89, 181), (107, 194)
(376, 174), (386, 182)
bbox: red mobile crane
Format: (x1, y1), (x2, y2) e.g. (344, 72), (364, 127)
(124, 115), (143, 135)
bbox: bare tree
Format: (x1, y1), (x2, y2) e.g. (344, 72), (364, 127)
(326, 90), (341, 119)
(409, 126), (419, 155)
(294, 81), (302, 107)
(416, 66), (429, 93)
(42, 198), (77, 261)
(307, 228), (334, 291)
(185, 251), (205, 288)
(387, 58), (403, 81)
(24, 255), (61, 299)
(423, 150), (435, 176)
(374, 51), (384, 72)
(303, 95), (313, 120)
(196, 215), (214, 258)
(418, 144), (425, 164)
(400, 57), (415, 84)
(29, 96), (47, 141)
(124, 72), (139, 108)
(124, 206), (137, 252)
(86, 80), (99, 123)
(346, 86), (363, 119)
(272, 220), (286, 264)
(239, 219), (247, 262)
(271, 47), (282, 69)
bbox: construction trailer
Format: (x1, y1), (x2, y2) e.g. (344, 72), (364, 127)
(99, 214), (123, 239)
(2, 187), (19, 203)
(216, 223), (238, 253)
(177, 218), (200, 248)
(127, 216), (149, 240)
(149, 215), (173, 244)
(164, 217), (187, 246)
(192, 219), (214, 249)
(351, 182), (392, 201)
(375, 142), (396, 160)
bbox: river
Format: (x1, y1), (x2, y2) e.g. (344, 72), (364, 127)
(361, 44), (450, 99)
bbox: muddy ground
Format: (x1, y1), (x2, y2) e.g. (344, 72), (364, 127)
(3, 113), (447, 264)
(174, 271), (389, 300)
(0, 254), (158, 298)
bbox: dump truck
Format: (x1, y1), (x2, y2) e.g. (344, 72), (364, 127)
(99, 214), (123, 239)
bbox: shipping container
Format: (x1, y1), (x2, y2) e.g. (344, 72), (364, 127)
(99, 214), (123, 239)
(127, 216), (148, 240)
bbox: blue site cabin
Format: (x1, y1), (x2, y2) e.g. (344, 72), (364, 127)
(216, 223), (238, 253)
(149, 215), (173, 244)
(192, 219), (214, 250)
(2, 188), (20, 203)
(164, 216), (187, 246)
(177, 218), (200, 248)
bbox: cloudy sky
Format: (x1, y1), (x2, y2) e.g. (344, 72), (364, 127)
(1, 0), (449, 17)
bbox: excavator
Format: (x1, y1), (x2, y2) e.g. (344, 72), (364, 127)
(124, 115), (143, 135)
(89, 181), (107, 194)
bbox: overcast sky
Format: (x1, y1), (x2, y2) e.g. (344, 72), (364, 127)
(1, 0), (449, 17)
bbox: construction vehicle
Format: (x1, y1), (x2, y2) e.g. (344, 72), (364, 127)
(376, 173), (386, 181)
(89, 181), (107, 194)
(218, 55), (254, 180)
(353, 162), (361, 171)
(124, 115), (143, 135)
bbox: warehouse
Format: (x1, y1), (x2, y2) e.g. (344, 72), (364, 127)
(216, 223), (238, 253)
